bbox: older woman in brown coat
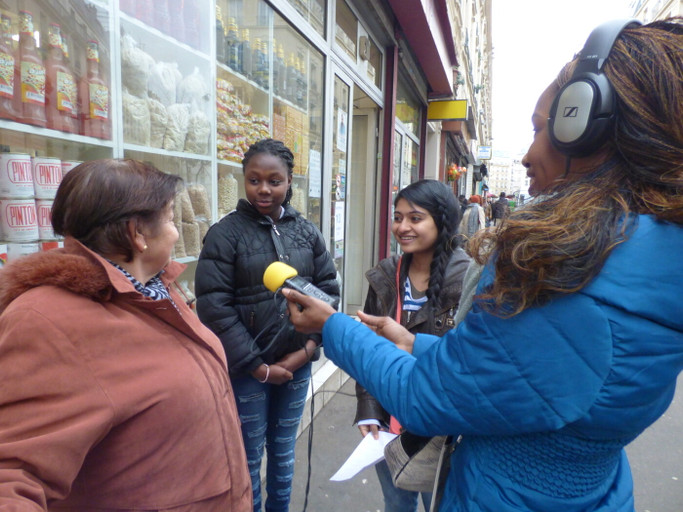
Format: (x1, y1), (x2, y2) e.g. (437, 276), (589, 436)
(0, 159), (251, 511)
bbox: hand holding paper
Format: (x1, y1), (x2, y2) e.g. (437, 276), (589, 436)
(330, 431), (397, 481)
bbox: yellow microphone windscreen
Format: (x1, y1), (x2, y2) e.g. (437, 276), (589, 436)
(263, 261), (299, 292)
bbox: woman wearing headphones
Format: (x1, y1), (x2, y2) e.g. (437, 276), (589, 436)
(282, 18), (683, 512)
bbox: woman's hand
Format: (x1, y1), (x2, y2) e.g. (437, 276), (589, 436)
(358, 423), (381, 440)
(252, 363), (293, 385)
(282, 289), (336, 333)
(277, 339), (317, 373)
(357, 311), (416, 354)
(268, 364), (294, 384)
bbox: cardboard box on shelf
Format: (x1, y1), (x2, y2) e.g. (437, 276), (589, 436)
(297, 134), (309, 175)
(284, 107), (303, 156)
(272, 112), (286, 142)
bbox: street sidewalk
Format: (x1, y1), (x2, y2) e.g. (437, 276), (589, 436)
(289, 377), (428, 512)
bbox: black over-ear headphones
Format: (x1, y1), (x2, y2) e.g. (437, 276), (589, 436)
(548, 19), (642, 157)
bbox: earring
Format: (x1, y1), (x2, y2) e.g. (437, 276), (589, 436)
(143, 244), (148, 251)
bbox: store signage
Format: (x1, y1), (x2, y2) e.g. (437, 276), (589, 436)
(477, 145), (492, 160)
(427, 100), (468, 121)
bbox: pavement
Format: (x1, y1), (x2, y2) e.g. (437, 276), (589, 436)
(286, 372), (683, 512)
(289, 377), (403, 512)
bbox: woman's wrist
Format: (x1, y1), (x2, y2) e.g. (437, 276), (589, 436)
(303, 340), (317, 360)
(257, 363), (270, 383)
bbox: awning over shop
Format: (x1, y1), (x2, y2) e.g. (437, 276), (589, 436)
(387, 0), (458, 96)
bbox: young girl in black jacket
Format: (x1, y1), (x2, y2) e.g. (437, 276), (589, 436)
(196, 139), (339, 512)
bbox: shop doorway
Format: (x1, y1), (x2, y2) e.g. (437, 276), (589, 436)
(329, 69), (380, 314)
(346, 88), (380, 313)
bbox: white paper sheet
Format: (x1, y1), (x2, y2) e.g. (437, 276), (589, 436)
(330, 431), (397, 482)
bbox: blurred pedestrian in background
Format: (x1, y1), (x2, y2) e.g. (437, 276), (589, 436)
(458, 194), (486, 242)
(491, 192), (510, 225)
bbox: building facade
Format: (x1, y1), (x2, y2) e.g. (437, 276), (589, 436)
(0, 0), (492, 308)
(0, 0), (492, 401)
(487, 152), (528, 203)
(631, 0), (683, 19)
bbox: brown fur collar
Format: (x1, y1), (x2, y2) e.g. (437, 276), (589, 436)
(0, 249), (111, 313)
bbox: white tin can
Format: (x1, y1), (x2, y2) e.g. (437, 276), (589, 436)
(0, 153), (33, 197)
(0, 197), (39, 241)
(61, 160), (82, 175)
(32, 156), (63, 199)
(35, 198), (55, 240)
(40, 240), (62, 251)
(7, 241), (40, 262)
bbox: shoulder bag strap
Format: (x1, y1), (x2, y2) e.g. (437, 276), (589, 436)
(268, 218), (289, 263)
(395, 255), (403, 323)
(390, 255), (404, 435)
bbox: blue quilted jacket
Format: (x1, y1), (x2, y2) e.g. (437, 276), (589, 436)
(323, 215), (683, 511)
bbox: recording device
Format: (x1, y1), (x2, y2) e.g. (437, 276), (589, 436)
(263, 261), (338, 308)
(548, 18), (642, 157)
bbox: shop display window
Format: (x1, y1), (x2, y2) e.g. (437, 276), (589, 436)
(334, 1), (382, 92)
(396, 78), (421, 137)
(119, 0), (209, 54)
(0, 0), (325, 290)
(0, 0), (114, 265)
(217, 0), (325, 228)
(0, 0), (112, 138)
(330, 75), (349, 288)
(118, 1), (212, 271)
(403, 137), (418, 185)
(390, 129), (402, 255)
(334, 0), (357, 61)
(363, 32), (382, 89)
(284, 0), (326, 37)
(389, 128), (418, 256)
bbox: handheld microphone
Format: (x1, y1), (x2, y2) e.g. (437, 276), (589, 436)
(263, 261), (338, 308)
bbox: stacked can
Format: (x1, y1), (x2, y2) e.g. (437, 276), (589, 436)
(61, 160), (82, 175)
(0, 153), (39, 262)
(0, 153), (65, 263)
(33, 156), (62, 245)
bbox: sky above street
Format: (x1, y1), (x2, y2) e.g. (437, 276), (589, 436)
(491, 0), (635, 156)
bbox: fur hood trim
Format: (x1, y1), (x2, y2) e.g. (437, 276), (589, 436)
(0, 249), (111, 313)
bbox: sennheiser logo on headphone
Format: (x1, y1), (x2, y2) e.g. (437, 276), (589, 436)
(563, 106), (579, 118)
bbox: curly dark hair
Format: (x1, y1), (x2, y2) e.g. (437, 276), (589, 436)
(242, 138), (294, 206)
(395, 179), (462, 311)
(470, 18), (683, 317)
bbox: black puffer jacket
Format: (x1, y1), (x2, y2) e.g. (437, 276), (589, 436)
(355, 248), (470, 424)
(196, 199), (339, 377)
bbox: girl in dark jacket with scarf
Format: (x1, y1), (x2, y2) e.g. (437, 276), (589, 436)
(355, 179), (470, 512)
(195, 139), (339, 512)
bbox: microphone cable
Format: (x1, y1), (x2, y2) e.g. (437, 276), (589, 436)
(301, 375), (314, 512)
(247, 291), (360, 512)
(299, 385), (358, 512)
(250, 293), (291, 357)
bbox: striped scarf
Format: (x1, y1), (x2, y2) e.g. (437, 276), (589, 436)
(107, 261), (170, 301)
